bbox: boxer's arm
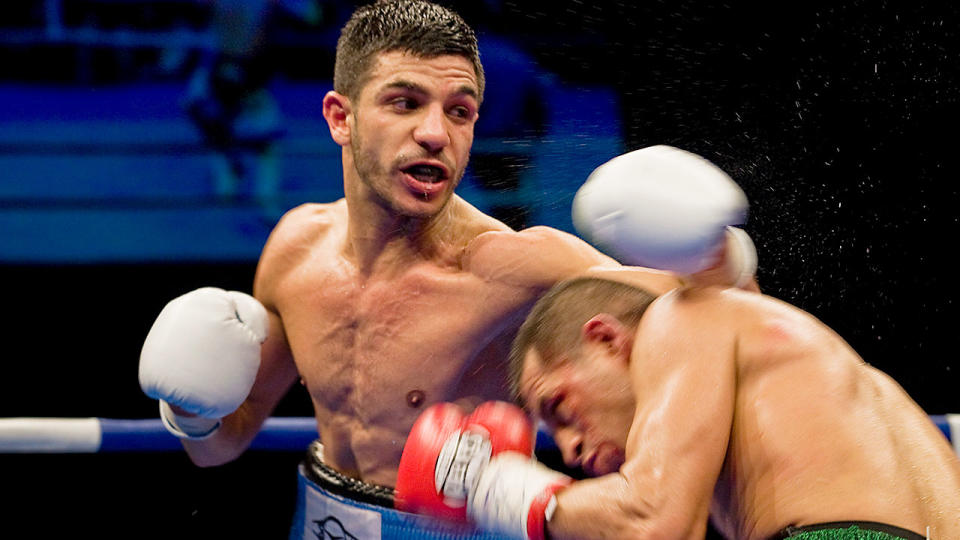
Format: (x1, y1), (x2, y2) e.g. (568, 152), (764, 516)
(466, 226), (683, 297)
(572, 146), (759, 291)
(178, 213), (304, 466)
(468, 225), (753, 302)
(180, 307), (299, 466)
(547, 293), (737, 539)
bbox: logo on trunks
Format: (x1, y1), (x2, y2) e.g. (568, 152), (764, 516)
(312, 516), (358, 540)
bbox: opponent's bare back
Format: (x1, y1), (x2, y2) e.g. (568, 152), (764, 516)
(636, 289), (960, 538)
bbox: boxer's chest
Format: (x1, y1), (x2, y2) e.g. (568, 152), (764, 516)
(280, 261), (525, 419)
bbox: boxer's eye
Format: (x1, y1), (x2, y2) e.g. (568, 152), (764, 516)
(541, 395), (565, 427)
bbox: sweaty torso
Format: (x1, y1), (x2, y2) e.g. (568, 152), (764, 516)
(261, 200), (554, 486)
(702, 291), (960, 539)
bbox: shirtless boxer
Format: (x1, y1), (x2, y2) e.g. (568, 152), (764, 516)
(402, 277), (960, 539)
(138, 1), (758, 537)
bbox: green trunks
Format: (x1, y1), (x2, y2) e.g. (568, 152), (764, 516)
(774, 521), (926, 540)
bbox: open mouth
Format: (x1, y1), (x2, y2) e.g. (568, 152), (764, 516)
(403, 164), (446, 184)
(400, 163), (449, 198)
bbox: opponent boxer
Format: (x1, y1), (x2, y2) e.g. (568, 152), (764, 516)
(138, 1), (759, 537)
(408, 277), (960, 539)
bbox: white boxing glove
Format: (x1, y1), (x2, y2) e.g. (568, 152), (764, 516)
(468, 453), (572, 540)
(572, 145), (756, 282)
(139, 287), (268, 438)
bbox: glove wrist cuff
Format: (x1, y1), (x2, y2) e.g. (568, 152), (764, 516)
(725, 226), (758, 288)
(526, 480), (571, 540)
(159, 401), (222, 440)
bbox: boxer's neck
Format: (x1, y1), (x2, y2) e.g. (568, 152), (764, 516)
(344, 195), (467, 276)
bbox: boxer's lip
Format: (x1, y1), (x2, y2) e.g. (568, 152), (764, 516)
(583, 450), (599, 477)
(400, 161), (449, 184)
(400, 161), (450, 196)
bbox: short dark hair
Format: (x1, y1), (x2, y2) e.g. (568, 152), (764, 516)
(334, 0), (485, 102)
(508, 277), (657, 401)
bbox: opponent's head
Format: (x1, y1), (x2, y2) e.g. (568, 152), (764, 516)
(334, 0), (484, 103)
(324, 0), (484, 219)
(509, 277), (656, 476)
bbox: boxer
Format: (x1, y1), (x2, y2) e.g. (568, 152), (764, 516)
(398, 278), (960, 539)
(138, 1), (760, 537)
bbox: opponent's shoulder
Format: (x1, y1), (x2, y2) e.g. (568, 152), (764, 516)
(255, 200), (345, 300)
(627, 288), (748, 379)
(463, 225), (616, 289)
(640, 286), (753, 336)
(646, 287), (820, 355)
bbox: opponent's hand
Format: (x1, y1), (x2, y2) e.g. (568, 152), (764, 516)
(469, 452), (572, 540)
(395, 401), (571, 540)
(572, 145), (757, 287)
(138, 287), (268, 438)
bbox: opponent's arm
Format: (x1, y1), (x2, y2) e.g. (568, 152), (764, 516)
(395, 401), (571, 540)
(546, 292), (738, 539)
(418, 294), (737, 539)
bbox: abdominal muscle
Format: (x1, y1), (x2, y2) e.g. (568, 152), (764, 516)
(279, 260), (524, 488)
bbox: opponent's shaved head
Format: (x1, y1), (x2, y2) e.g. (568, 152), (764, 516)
(508, 277), (657, 400)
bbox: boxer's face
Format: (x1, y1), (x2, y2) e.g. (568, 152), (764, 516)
(519, 347), (635, 477)
(346, 51), (479, 218)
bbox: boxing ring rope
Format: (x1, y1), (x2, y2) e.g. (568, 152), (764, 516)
(3, 415), (960, 455)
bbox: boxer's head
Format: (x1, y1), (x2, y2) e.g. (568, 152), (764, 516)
(334, 0), (484, 103)
(324, 0), (482, 219)
(509, 278), (656, 476)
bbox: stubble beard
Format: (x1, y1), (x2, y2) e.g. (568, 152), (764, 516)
(350, 129), (467, 221)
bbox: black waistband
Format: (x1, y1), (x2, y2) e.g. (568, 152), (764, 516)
(774, 520), (926, 540)
(302, 440), (397, 509)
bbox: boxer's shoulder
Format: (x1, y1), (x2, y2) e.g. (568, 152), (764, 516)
(255, 200), (346, 298)
(275, 200), (346, 236)
(265, 201), (344, 252)
(463, 225), (613, 289)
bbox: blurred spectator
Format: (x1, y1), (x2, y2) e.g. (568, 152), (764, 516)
(184, 0), (321, 219)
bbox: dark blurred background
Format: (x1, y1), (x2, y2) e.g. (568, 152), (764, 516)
(2, 0), (957, 537)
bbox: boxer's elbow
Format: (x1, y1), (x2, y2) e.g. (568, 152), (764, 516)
(181, 439), (245, 468)
(181, 418), (256, 467)
(613, 492), (706, 539)
(609, 511), (703, 540)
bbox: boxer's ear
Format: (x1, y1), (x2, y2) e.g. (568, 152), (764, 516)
(581, 313), (631, 363)
(323, 90), (352, 146)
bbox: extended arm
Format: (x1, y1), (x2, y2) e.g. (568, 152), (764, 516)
(573, 145), (759, 291)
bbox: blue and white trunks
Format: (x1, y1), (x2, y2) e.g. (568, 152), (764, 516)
(289, 441), (512, 540)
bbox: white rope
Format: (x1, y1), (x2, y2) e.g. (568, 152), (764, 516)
(0, 417), (101, 453)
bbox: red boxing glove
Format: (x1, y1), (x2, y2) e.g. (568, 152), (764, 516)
(464, 401), (535, 457)
(395, 401), (535, 521)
